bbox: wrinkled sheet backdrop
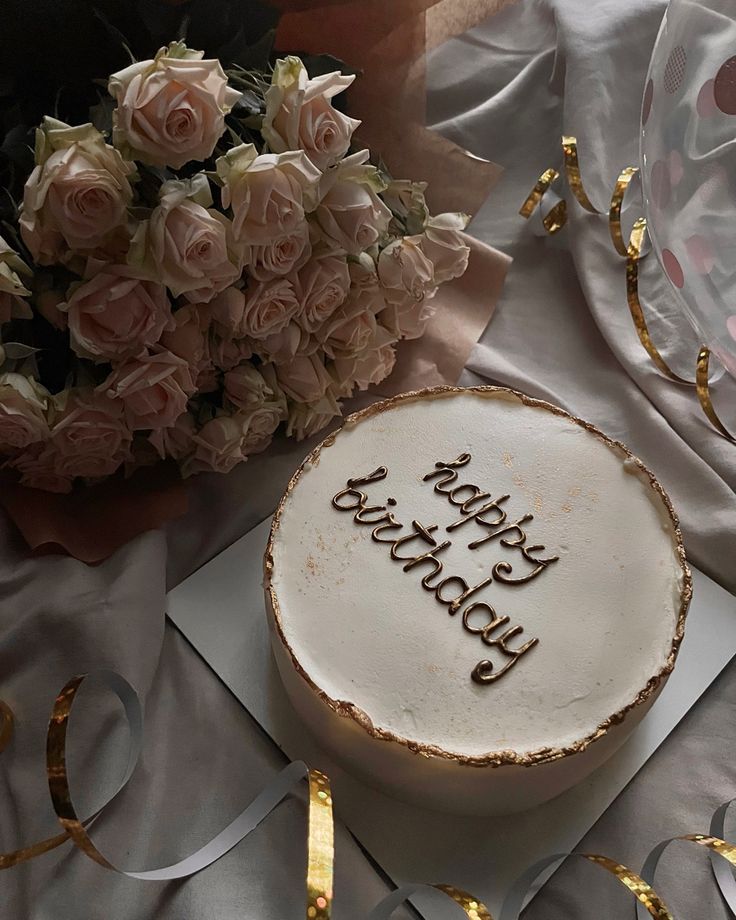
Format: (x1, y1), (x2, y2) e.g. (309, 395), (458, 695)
(2, 1), (736, 918)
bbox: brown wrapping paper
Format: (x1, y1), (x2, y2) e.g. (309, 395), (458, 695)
(276, 0), (506, 215)
(2, 0), (511, 562)
(0, 463), (189, 564)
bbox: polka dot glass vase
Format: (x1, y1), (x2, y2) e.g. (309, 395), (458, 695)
(641, 0), (736, 378)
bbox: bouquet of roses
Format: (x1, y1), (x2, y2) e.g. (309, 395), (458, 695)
(0, 40), (470, 493)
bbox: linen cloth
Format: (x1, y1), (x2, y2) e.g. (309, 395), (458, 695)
(2, 2), (735, 919)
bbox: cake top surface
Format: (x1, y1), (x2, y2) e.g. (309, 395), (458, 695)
(267, 387), (689, 762)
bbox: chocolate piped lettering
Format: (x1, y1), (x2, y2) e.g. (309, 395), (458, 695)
(330, 451), (560, 686)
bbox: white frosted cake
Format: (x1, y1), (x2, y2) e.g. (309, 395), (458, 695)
(264, 387), (691, 814)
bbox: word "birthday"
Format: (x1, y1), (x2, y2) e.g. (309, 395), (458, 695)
(330, 458), (560, 685)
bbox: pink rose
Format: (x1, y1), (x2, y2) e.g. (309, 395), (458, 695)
(253, 321), (317, 365)
(418, 214), (470, 284)
(0, 374), (49, 453)
(9, 446), (72, 493)
(181, 414), (246, 477)
(318, 286), (381, 359)
(20, 120), (136, 265)
(332, 327), (397, 395)
(381, 295), (437, 341)
(217, 144), (321, 245)
(101, 348), (195, 430)
(207, 287), (247, 338)
(249, 222), (312, 281)
(293, 253), (350, 333)
(49, 388), (132, 479)
(62, 267), (173, 361)
(241, 277), (300, 340)
(149, 410), (198, 460)
(285, 400), (341, 442)
(377, 236), (435, 310)
(275, 352), (333, 404)
(315, 151), (391, 255)
(160, 303), (213, 388)
(128, 176), (241, 303)
(263, 57), (360, 170)
(224, 362), (284, 412)
(381, 179), (429, 233)
(208, 332), (253, 372)
(108, 42), (240, 168)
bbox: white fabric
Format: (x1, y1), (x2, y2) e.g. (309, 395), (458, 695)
(2, 1), (735, 918)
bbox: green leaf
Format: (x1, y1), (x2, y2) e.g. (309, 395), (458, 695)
(2, 342), (41, 359)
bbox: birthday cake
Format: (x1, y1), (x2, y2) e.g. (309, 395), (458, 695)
(264, 387), (691, 814)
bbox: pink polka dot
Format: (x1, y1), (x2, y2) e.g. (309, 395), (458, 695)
(642, 79), (654, 125)
(715, 55), (736, 114)
(650, 160), (671, 209)
(664, 45), (687, 94)
(697, 79), (718, 117)
(662, 249), (684, 288)
(685, 234), (714, 274)
(727, 315), (736, 342)
(668, 150), (684, 186)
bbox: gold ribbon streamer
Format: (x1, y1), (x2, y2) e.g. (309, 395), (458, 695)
(434, 884), (493, 919)
(609, 166), (640, 257)
(561, 136), (599, 213)
(518, 168), (562, 220)
(626, 218), (694, 386)
(636, 833), (736, 920)
(696, 347), (736, 443)
(307, 771), (334, 920)
(498, 852), (673, 920)
(0, 700), (14, 754)
(520, 135), (736, 440)
(2, 673), (732, 919)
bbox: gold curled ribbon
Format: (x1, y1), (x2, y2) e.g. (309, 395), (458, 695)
(307, 771), (334, 920)
(368, 882), (493, 919)
(609, 165), (640, 257)
(542, 198), (568, 235)
(518, 167), (562, 220)
(3, 672), (733, 919)
(636, 832), (736, 920)
(0, 700), (14, 754)
(626, 218), (694, 386)
(561, 136), (599, 213)
(521, 136), (736, 440)
(498, 852), (673, 920)
(696, 346), (736, 442)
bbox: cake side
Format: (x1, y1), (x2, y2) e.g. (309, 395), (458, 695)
(264, 386), (691, 767)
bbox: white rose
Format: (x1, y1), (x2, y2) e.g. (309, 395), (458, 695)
(315, 151), (392, 255)
(128, 175), (241, 303)
(318, 283), (383, 359)
(418, 213), (470, 284)
(378, 236), (435, 309)
(275, 351), (334, 404)
(108, 42), (241, 168)
(331, 326), (397, 396)
(216, 144), (321, 245)
(293, 253), (350, 333)
(20, 119), (136, 265)
(249, 221), (312, 281)
(285, 398), (341, 442)
(251, 320), (316, 366)
(263, 56), (360, 170)
(0, 373), (50, 453)
(241, 277), (300, 340)
(181, 413), (246, 477)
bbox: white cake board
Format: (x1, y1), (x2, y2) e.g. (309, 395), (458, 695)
(168, 517), (736, 918)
